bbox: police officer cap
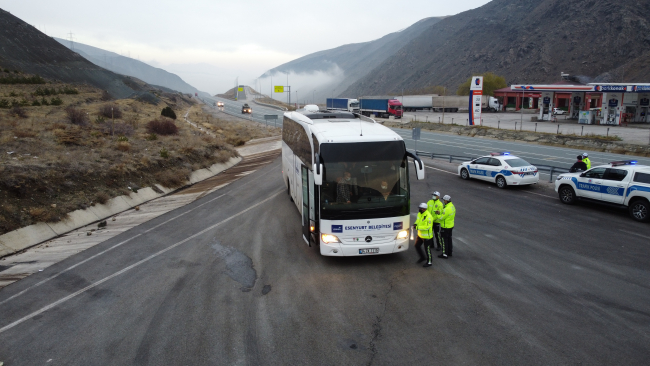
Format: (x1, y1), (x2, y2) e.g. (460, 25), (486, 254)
(432, 191), (440, 197)
(443, 195), (451, 201)
(418, 203), (428, 209)
(583, 153), (589, 157)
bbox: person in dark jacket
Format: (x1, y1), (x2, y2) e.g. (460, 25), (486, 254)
(569, 156), (588, 173)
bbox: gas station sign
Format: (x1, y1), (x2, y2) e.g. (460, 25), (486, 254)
(469, 76), (483, 125)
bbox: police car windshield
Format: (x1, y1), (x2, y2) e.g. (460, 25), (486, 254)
(320, 141), (409, 220)
(504, 158), (531, 167)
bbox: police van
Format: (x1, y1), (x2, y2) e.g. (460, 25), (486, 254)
(458, 152), (539, 188)
(554, 160), (650, 222)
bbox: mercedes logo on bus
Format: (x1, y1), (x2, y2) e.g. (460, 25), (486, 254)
(365, 236), (373, 243)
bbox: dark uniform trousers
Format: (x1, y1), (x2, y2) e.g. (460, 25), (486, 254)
(441, 227), (453, 255)
(415, 237), (434, 262)
(432, 223), (442, 249)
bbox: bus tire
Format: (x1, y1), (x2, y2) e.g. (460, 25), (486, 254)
(287, 181), (294, 202)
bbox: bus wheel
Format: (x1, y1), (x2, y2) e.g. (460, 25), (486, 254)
(287, 181), (293, 202)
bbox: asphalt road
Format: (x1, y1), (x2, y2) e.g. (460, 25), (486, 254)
(1, 155), (649, 365)
(202, 87), (284, 127)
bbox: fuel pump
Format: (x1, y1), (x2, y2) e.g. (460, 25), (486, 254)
(639, 96), (649, 123)
(539, 92), (553, 121)
(602, 92), (622, 125)
(570, 93), (585, 119)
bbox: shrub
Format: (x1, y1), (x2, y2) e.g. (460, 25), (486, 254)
(62, 86), (79, 95)
(41, 97), (49, 106)
(95, 192), (110, 204)
(0, 99), (10, 108)
(155, 168), (188, 188)
(146, 133), (158, 141)
(147, 118), (178, 135)
(100, 90), (113, 101)
(99, 103), (123, 119)
(117, 136), (129, 142)
(159, 147), (169, 158)
(31, 99), (41, 106)
(65, 106), (89, 125)
(10, 106), (28, 118)
(51, 96), (63, 106)
(14, 129), (36, 138)
(116, 141), (131, 151)
(101, 122), (134, 136)
(161, 106), (177, 120)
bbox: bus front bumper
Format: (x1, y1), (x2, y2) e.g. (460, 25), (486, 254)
(319, 238), (409, 256)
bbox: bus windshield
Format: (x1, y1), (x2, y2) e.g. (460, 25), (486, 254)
(319, 141), (409, 220)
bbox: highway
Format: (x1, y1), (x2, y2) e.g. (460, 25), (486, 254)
(201, 91), (650, 172)
(0, 154), (649, 364)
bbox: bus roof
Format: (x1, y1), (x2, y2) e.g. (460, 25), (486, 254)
(285, 110), (403, 144)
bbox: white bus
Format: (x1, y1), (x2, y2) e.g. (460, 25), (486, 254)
(282, 108), (425, 256)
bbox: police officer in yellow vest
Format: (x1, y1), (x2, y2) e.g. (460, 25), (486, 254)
(427, 191), (444, 251)
(413, 203), (434, 267)
(438, 195), (456, 259)
(582, 153), (591, 170)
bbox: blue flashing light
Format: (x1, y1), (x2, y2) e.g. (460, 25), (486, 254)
(631, 161), (637, 164)
(503, 152), (510, 155)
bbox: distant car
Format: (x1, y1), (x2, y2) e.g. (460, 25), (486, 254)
(216, 101), (224, 107)
(458, 152), (539, 188)
(242, 104), (252, 114)
(553, 108), (566, 115)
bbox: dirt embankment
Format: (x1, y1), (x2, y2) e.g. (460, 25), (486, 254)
(0, 80), (277, 235)
(386, 121), (650, 157)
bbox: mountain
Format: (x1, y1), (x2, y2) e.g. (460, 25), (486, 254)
(0, 8), (149, 98)
(261, 17), (445, 99)
(342, 0), (650, 97)
(54, 38), (200, 95)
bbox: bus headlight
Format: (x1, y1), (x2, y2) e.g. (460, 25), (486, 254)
(321, 234), (341, 244)
(395, 230), (409, 240)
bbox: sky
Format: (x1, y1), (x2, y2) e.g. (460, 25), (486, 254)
(1, 0), (491, 95)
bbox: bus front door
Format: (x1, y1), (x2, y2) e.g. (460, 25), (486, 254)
(301, 165), (311, 245)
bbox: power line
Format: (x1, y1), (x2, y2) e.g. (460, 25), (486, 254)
(67, 31), (75, 50)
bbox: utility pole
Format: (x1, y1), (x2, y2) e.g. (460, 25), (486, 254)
(68, 31), (75, 50)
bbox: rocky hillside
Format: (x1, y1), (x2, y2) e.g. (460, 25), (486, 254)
(0, 8), (148, 98)
(342, 0), (650, 96)
(261, 17), (444, 98)
(54, 38), (201, 95)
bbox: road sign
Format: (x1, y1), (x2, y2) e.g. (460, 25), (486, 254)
(412, 127), (421, 140)
(238, 87), (243, 92)
(264, 115), (278, 120)
(274, 86), (284, 93)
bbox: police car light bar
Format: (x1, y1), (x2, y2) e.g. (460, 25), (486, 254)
(610, 160), (637, 166)
(490, 152), (510, 156)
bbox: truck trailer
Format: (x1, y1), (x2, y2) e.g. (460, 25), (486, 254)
(395, 95), (436, 112)
(326, 98), (359, 113)
(359, 97), (403, 119)
(431, 96), (501, 112)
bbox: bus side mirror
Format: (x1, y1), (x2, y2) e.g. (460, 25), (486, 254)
(406, 151), (425, 180)
(314, 164), (323, 185)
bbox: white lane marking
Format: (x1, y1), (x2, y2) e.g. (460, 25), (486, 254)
(425, 165), (456, 175)
(618, 229), (650, 240)
(522, 191), (555, 199)
(0, 190), (284, 334)
(0, 194), (229, 306)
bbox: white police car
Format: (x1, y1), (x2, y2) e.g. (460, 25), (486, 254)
(554, 160), (650, 222)
(458, 152), (539, 188)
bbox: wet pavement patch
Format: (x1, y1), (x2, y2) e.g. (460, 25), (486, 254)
(262, 285), (272, 295)
(211, 241), (257, 290)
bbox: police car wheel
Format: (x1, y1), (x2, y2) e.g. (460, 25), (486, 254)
(559, 186), (576, 205)
(460, 168), (470, 180)
(629, 199), (649, 222)
(496, 176), (507, 189)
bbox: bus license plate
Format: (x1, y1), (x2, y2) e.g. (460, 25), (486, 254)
(359, 248), (379, 254)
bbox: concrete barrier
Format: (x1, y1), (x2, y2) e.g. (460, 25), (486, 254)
(0, 156), (242, 259)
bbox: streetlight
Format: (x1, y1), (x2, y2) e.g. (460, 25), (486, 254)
(313, 90), (315, 105)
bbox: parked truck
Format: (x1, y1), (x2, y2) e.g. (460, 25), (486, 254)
(359, 97), (403, 119)
(431, 96), (501, 112)
(326, 98), (360, 113)
(395, 95), (436, 112)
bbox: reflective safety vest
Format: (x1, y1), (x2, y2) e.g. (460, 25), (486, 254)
(440, 202), (456, 229)
(414, 210), (434, 239)
(427, 199), (444, 223)
(583, 157), (591, 169)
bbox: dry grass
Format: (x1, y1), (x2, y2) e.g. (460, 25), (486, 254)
(0, 82), (276, 235)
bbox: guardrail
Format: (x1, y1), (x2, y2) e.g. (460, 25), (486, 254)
(412, 150), (570, 182)
(252, 99), (288, 111)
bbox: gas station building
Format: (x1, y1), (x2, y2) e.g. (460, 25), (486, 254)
(493, 83), (650, 125)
